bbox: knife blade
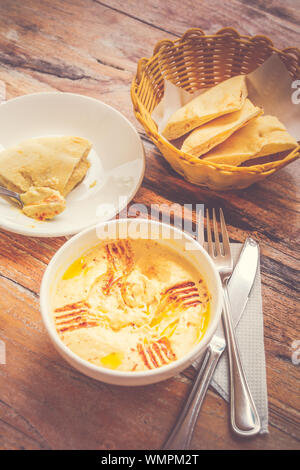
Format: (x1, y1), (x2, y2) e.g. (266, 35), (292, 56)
(227, 237), (259, 328)
(163, 237), (259, 450)
(192, 236), (259, 368)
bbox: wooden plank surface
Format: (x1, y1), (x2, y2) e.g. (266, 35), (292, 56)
(0, 0), (299, 450)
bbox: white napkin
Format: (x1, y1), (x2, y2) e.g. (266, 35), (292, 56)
(204, 243), (268, 434)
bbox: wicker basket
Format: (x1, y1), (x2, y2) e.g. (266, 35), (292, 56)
(131, 28), (300, 190)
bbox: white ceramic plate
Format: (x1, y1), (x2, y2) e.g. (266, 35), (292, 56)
(0, 93), (145, 237)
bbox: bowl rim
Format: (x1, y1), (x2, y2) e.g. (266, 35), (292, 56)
(0, 92), (146, 238)
(40, 218), (223, 382)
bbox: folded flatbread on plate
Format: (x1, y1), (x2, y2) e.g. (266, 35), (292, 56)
(162, 75), (248, 140)
(202, 115), (298, 165)
(63, 151), (90, 196)
(181, 99), (262, 158)
(0, 136), (91, 196)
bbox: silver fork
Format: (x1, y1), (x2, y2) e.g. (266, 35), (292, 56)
(163, 209), (260, 449)
(207, 208), (260, 436)
(0, 185), (23, 207)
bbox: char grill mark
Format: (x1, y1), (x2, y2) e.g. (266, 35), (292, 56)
(151, 341), (167, 365)
(137, 343), (152, 369)
(54, 309), (87, 320)
(105, 240), (134, 274)
(103, 240), (134, 295)
(164, 281), (195, 293)
(54, 300), (89, 312)
(147, 346), (159, 368)
(54, 300), (100, 333)
(101, 267), (115, 295)
(137, 337), (177, 369)
(162, 281), (202, 308)
(157, 337), (177, 361)
(58, 321), (99, 333)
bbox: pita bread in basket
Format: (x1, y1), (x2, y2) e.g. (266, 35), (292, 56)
(131, 28), (300, 190)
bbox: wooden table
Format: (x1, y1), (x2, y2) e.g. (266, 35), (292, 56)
(0, 0), (299, 450)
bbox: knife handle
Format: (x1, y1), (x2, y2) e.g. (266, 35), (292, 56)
(222, 285), (261, 437)
(162, 341), (224, 450)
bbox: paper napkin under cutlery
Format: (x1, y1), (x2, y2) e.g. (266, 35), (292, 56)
(196, 243), (269, 434)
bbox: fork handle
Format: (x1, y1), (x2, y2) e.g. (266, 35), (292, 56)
(162, 343), (223, 450)
(0, 185), (22, 206)
(222, 285), (261, 437)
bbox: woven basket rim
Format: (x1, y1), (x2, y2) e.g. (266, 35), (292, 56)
(131, 27), (300, 176)
(151, 27), (300, 58)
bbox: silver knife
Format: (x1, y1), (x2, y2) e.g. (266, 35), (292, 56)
(163, 237), (260, 450)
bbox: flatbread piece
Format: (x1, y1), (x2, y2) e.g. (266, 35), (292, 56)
(202, 115), (298, 165)
(181, 99), (262, 157)
(162, 75), (248, 140)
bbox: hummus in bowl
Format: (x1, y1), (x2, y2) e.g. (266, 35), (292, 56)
(40, 219), (222, 385)
(53, 238), (210, 372)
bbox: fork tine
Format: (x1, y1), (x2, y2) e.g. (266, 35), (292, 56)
(212, 208), (221, 256)
(219, 208), (231, 256)
(206, 209), (214, 258)
(198, 205), (205, 247)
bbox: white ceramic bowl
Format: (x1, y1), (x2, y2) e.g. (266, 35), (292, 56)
(40, 218), (222, 386)
(0, 93), (145, 237)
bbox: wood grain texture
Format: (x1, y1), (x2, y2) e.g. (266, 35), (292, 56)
(0, 0), (299, 450)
